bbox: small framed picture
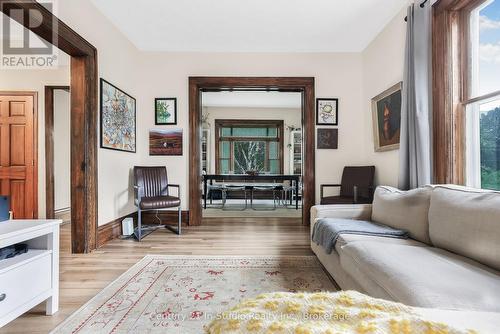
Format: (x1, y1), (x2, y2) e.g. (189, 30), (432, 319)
(317, 128), (338, 149)
(316, 98), (338, 125)
(155, 98), (177, 125)
(149, 129), (183, 156)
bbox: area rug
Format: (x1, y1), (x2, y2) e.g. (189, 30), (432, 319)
(51, 255), (336, 334)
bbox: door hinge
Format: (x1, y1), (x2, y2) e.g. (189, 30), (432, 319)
(32, 160), (35, 166)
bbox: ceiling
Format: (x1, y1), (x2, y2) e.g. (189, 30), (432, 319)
(202, 91), (302, 108)
(90, 0), (408, 52)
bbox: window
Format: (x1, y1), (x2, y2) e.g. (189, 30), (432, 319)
(470, 0), (500, 97)
(466, 0), (500, 190)
(215, 120), (283, 174)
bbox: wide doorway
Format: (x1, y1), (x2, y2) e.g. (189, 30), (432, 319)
(189, 77), (315, 226)
(201, 91), (303, 218)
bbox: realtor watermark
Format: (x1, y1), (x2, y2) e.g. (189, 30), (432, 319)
(1, 0), (59, 69)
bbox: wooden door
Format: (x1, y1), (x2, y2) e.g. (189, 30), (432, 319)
(0, 92), (37, 219)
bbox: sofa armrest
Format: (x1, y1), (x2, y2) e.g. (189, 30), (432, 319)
(310, 204), (372, 234)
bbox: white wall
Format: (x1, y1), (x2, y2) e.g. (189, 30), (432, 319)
(58, 0), (143, 226)
(0, 64), (70, 217)
(136, 52), (366, 208)
(361, 8), (407, 186)
(203, 106), (302, 174)
(53, 89), (71, 211)
(0, 2), (407, 226)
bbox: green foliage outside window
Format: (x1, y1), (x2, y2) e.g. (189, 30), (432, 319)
(480, 106), (500, 190)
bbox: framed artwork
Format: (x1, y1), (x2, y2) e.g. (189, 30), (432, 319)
(317, 128), (338, 149)
(149, 129), (183, 156)
(100, 78), (136, 153)
(155, 98), (177, 125)
(371, 82), (402, 152)
(316, 98), (338, 125)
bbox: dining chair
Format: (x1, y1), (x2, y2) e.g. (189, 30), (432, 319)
(221, 181), (249, 211)
(250, 182), (280, 211)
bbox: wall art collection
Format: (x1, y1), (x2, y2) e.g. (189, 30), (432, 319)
(316, 98), (339, 149)
(99, 78), (182, 156)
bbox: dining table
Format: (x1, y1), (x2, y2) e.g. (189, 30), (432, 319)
(202, 174), (301, 210)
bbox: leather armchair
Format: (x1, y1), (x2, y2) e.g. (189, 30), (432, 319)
(320, 166), (375, 205)
(134, 166), (181, 241)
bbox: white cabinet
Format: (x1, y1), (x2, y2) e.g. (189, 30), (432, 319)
(0, 220), (62, 328)
(289, 130), (302, 175)
(201, 129), (210, 173)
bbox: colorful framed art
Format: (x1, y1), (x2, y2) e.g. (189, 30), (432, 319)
(100, 79), (136, 153)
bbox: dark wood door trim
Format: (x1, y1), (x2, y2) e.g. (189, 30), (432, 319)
(1, 1), (98, 253)
(44, 86), (70, 219)
(189, 77), (315, 226)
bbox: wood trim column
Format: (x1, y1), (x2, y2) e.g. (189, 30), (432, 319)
(71, 55), (98, 253)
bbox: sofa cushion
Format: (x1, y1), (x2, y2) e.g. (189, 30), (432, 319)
(340, 241), (500, 312)
(429, 186), (500, 271)
(371, 186), (432, 244)
(335, 233), (425, 253)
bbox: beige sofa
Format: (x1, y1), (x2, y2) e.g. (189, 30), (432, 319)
(311, 184), (500, 331)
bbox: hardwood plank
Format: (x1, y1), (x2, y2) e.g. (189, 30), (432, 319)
(1, 217), (311, 334)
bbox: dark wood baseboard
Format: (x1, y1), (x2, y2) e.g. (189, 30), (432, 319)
(96, 210), (189, 248)
(140, 210), (190, 226)
(97, 212), (135, 248)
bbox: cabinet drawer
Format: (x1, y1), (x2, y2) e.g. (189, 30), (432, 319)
(0, 252), (52, 318)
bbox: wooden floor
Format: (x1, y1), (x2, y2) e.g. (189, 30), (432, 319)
(1, 217), (311, 334)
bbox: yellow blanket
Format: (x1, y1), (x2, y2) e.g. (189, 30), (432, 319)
(205, 291), (478, 334)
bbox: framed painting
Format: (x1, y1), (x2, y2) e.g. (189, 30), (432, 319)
(155, 98), (177, 125)
(100, 79), (136, 153)
(316, 98), (338, 125)
(317, 128), (338, 149)
(149, 129), (183, 156)
(371, 82), (402, 152)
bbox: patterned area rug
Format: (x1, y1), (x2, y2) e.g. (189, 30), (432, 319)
(51, 255), (336, 334)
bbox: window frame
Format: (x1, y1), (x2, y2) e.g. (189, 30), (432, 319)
(462, 0), (500, 188)
(214, 119), (284, 174)
(432, 0), (500, 185)
(465, 94), (500, 188)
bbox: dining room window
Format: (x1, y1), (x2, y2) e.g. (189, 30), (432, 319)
(466, 0), (500, 190)
(215, 120), (283, 174)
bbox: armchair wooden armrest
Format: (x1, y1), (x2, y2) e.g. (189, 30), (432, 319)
(352, 185), (375, 203)
(168, 184), (181, 197)
(320, 184), (341, 199)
